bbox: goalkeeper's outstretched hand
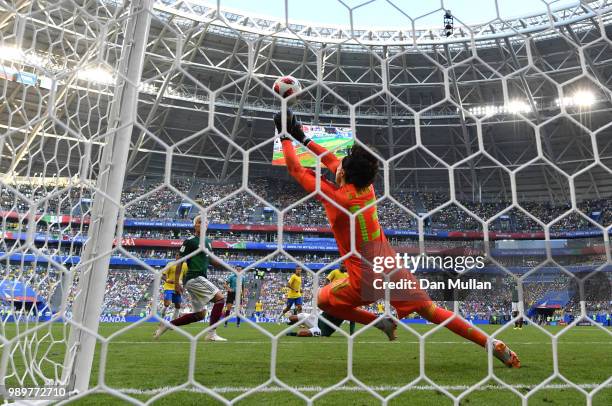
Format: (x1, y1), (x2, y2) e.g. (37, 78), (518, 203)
(273, 109), (310, 146)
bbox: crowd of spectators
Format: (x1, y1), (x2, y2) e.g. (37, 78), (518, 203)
(165, 181), (612, 231)
(1, 177), (611, 322)
(1, 262), (609, 322)
(123, 229), (192, 239)
(3, 177), (612, 232)
(0, 265), (153, 317)
(0, 177), (194, 219)
(101, 271), (152, 314)
(120, 177), (193, 219)
(0, 184), (91, 215)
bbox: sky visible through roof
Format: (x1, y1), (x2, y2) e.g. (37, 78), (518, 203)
(203, 0), (580, 29)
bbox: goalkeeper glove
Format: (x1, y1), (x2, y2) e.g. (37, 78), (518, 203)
(273, 109), (310, 146)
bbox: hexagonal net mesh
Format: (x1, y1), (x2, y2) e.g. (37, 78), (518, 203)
(0, 0), (611, 404)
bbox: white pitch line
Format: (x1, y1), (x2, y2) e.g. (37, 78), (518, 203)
(117, 383), (612, 395)
(112, 340), (612, 345)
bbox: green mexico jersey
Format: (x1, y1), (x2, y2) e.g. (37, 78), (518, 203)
(179, 236), (212, 283)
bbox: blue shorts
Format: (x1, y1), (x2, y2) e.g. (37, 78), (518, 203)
(286, 297), (303, 307)
(163, 290), (182, 304)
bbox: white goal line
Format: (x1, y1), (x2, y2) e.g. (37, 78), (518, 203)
(115, 340), (612, 345)
(118, 383), (612, 395)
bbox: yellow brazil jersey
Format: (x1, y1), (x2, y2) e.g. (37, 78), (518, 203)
(255, 302), (263, 312)
(377, 302), (384, 313)
(327, 269), (348, 283)
(162, 263), (188, 291)
(287, 274), (302, 299)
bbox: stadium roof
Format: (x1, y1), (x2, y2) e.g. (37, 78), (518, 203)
(209, 0), (585, 29)
(152, 0), (611, 46)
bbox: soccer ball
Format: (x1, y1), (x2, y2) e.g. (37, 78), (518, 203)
(273, 75), (301, 99)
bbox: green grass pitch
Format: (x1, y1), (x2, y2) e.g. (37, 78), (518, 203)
(2, 322), (611, 405)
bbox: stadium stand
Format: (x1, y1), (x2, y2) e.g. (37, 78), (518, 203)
(1, 177), (610, 324)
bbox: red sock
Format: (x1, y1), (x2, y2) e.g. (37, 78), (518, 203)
(209, 301), (225, 326)
(418, 304), (487, 347)
(171, 312), (202, 327)
(224, 309), (231, 318)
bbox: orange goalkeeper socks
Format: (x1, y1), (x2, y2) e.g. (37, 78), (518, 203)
(418, 303), (488, 347)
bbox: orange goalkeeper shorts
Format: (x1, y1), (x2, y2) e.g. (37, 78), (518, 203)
(318, 276), (432, 319)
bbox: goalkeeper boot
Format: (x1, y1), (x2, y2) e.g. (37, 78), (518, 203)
(205, 332), (228, 342)
(492, 339), (521, 368)
(153, 324), (168, 340)
(375, 317), (397, 341)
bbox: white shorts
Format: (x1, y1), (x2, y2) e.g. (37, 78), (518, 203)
(309, 327), (321, 336)
(185, 276), (220, 312)
(297, 312), (321, 336)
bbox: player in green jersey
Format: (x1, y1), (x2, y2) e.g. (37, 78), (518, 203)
(154, 215), (227, 341)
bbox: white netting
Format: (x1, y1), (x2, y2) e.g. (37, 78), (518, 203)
(0, 0), (611, 404)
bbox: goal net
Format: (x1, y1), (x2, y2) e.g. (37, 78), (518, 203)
(0, 0), (610, 404)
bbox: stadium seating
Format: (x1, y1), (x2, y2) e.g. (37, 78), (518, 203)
(1, 176), (610, 320)
(2, 263), (609, 322)
(3, 177), (611, 230)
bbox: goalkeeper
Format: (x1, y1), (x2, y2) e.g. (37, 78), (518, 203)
(274, 110), (520, 368)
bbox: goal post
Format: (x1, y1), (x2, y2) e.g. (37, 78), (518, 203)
(60, 0), (153, 393)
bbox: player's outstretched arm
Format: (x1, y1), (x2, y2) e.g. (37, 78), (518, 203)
(306, 141), (340, 174)
(280, 138), (339, 197)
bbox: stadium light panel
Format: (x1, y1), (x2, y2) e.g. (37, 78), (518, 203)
(573, 90), (595, 107)
(139, 82), (158, 93)
(23, 52), (46, 67)
(0, 46), (46, 67)
(0, 46), (24, 62)
(555, 90), (596, 108)
(467, 100), (533, 116)
(76, 66), (115, 85)
(507, 100), (532, 114)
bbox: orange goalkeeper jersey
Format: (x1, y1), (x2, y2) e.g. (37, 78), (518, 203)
(281, 140), (388, 289)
